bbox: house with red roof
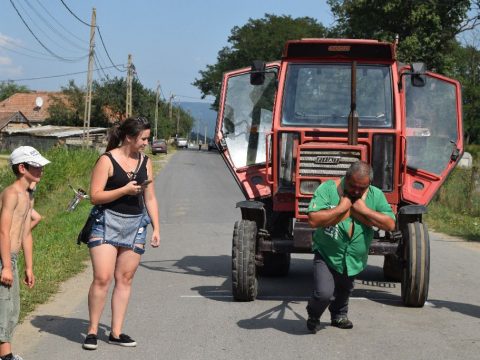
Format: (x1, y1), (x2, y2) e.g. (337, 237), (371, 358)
(0, 91), (67, 125)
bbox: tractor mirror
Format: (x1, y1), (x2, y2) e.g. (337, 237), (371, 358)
(410, 62), (426, 87)
(411, 74), (426, 87)
(250, 60), (266, 85)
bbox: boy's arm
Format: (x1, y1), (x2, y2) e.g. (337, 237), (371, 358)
(22, 211), (35, 288)
(0, 189), (17, 286)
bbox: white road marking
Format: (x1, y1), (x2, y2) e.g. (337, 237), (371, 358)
(180, 294), (433, 306)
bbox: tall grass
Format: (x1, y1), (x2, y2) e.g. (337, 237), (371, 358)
(0, 147), (99, 319)
(425, 144), (480, 240)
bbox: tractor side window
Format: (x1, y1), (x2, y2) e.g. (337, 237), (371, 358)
(222, 70), (277, 168)
(405, 77), (458, 174)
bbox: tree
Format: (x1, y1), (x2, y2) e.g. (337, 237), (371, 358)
(327, 0), (478, 73)
(450, 40), (480, 144)
(0, 81), (30, 101)
(193, 14), (328, 109)
(46, 77), (194, 138)
(46, 80), (85, 126)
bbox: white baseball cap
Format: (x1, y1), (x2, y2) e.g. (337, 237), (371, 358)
(9, 146), (51, 167)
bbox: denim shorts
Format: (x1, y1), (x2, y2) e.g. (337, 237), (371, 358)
(0, 254), (20, 343)
(88, 206), (151, 255)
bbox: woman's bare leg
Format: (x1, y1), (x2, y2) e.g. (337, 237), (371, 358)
(110, 247), (141, 337)
(87, 244), (118, 335)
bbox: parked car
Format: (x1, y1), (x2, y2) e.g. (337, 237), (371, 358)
(176, 137), (188, 149)
(151, 139), (167, 154)
(208, 140), (217, 151)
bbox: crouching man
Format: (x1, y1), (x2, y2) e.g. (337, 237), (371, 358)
(306, 161), (395, 333)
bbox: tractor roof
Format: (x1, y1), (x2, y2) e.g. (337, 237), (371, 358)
(282, 38), (396, 61)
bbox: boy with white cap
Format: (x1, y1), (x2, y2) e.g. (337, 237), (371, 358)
(0, 146), (50, 360)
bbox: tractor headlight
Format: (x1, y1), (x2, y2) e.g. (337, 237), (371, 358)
(300, 180), (321, 195)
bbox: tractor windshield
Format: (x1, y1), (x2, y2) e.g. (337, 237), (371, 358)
(282, 63), (393, 128)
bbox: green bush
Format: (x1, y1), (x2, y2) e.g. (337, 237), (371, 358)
(426, 148), (480, 240)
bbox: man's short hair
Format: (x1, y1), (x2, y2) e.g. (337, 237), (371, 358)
(346, 161), (373, 181)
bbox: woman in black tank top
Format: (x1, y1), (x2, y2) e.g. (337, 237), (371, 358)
(82, 117), (160, 350)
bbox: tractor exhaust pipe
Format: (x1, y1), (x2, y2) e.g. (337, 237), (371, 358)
(348, 61), (359, 145)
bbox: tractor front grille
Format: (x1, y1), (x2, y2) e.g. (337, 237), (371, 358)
(297, 148), (362, 217)
(299, 149), (362, 177)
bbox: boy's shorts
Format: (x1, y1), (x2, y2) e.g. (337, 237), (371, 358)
(0, 255), (20, 343)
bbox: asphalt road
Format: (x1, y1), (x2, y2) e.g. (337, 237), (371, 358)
(14, 149), (480, 360)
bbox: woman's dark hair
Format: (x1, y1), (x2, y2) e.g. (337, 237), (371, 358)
(106, 117), (151, 152)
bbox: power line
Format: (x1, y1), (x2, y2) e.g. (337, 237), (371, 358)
(97, 26), (126, 72)
(58, 0), (90, 26)
(9, 0), (86, 62)
(94, 53), (109, 79)
(0, 64), (125, 82)
(0, 35), (59, 57)
(34, 0), (86, 45)
(0, 43), (58, 60)
(59, 0), (125, 72)
(16, 0), (87, 56)
(21, 0), (88, 53)
(175, 94), (214, 103)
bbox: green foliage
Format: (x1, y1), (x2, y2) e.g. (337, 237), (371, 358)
(45, 77), (193, 139)
(193, 14), (328, 109)
(0, 81), (30, 102)
(0, 148), (99, 319)
(449, 44), (480, 144)
(327, 0), (472, 73)
(45, 80), (85, 127)
(426, 155), (480, 240)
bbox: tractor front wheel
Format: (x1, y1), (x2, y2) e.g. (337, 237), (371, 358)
(231, 220), (258, 301)
(401, 221), (430, 307)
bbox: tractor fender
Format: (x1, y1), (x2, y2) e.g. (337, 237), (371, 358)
(398, 205), (428, 226)
(236, 200), (267, 231)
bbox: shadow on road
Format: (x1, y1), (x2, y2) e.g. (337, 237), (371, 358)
(28, 315), (111, 344)
(139, 256), (406, 307)
(237, 300), (318, 336)
(428, 300), (480, 319)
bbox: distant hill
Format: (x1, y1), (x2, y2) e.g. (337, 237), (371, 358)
(179, 101), (217, 140)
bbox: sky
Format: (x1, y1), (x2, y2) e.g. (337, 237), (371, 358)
(0, 0), (334, 105)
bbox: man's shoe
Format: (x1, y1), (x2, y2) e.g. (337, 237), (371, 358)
(331, 318), (353, 329)
(306, 305), (321, 334)
(306, 316), (321, 334)
(83, 333), (98, 350)
(108, 333), (137, 347)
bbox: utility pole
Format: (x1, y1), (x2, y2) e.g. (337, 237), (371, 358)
(176, 107), (180, 138)
(168, 93), (175, 137)
(168, 94), (174, 123)
(83, 7), (96, 147)
(154, 81), (160, 140)
(126, 54), (133, 117)
(204, 124), (207, 144)
(196, 121), (199, 144)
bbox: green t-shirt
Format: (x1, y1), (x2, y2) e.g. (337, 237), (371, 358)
(307, 178), (395, 276)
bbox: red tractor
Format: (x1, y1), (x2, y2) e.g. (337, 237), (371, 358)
(215, 39), (463, 307)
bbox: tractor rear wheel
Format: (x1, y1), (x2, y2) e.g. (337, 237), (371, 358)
(257, 253), (291, 277)
(231, 220), (258, 301)
(401, 221), (430, 307)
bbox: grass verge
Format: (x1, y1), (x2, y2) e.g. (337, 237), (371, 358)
(425, 144), (480, 240)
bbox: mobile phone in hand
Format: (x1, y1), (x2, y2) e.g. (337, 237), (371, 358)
(141, 180), (152, 187)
